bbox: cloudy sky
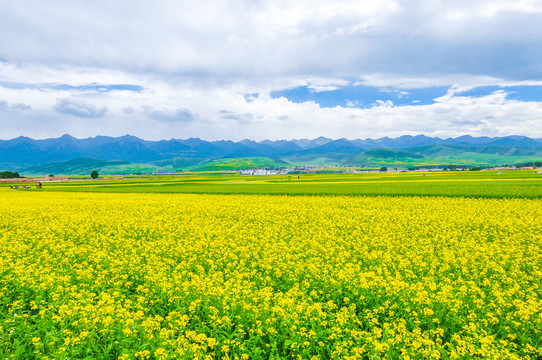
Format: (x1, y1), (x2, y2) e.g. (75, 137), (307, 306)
(1, 0), (542, 141)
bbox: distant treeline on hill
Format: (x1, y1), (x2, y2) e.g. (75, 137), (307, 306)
(513, 161), (542, 168)
(0, 170), (21, 178)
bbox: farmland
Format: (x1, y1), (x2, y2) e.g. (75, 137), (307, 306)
(41, 170), (542, 199)
(1, 172), (541, 359)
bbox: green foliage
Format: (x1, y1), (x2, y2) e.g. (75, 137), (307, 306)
(379, 166), (388, 172)
(515, 161), (542, 168)
(90, 170), (99, 179)
(0, 170), (20, 178)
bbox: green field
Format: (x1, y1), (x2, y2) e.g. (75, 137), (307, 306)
(9, 170), (542, 199)
(3, 170), (542, 359)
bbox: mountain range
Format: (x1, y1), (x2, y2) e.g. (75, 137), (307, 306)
(1, 134), (542, 175)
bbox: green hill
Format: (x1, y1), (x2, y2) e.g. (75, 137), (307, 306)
(345, 145), (542, 167)
(19, 157), (172, 176)
(412, 144), (542, 157)
(190, 157), (289, 171)
(282, 153), (347, 166)
(98, 163), (173, 175)
(346, 148), (423, 167)
(19, 157), (127, 175)
(283, 139), (364, 165)
(15, 145), (542, 176)
(150, 157), (207, 170)
(18, 156), (290, 175)
(364, 148), (424, 159)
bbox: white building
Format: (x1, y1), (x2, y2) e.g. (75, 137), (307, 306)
(240, 169), (279, 176)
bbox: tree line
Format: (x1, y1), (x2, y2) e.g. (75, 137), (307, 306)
(0, 171), (21, 178)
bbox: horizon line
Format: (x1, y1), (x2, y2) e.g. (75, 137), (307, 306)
(1, 133), (539, 143)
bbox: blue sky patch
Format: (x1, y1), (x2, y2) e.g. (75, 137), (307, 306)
(458, 85), (542, 102)
(270, 85), (449, 108)
(243, 93), (258, 102)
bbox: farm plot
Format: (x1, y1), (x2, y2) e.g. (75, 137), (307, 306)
(0, 191), (541, 359)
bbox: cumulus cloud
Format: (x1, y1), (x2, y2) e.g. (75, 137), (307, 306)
(0, 1), (542, 140)
(1, 1), (541, 80)
(0, 100), (31, 111)
(142, 106), (195, 122)
(219, 110), (255, 124)
(54, 98), (108, 118)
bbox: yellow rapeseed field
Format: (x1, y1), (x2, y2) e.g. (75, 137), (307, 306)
(0, 191), (541, 359)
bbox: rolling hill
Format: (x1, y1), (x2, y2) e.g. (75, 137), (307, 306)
(20, 157), (129, 176)
(283, 139), (365, 165)
(19, 157), (171, 176)
(345, 144), (542, 167)
(189, 157), (289, 172)
(2, 134), (542, 174)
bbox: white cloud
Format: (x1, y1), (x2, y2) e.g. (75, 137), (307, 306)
(0, 99), (31, 111)
(54, 98), (108, 118)
(356, 74), (542, 91)
(0, 1), (542, 140)
(305, 78), (351, 92)
(142, 106), (195, 123)
(2, 1), (540, 79)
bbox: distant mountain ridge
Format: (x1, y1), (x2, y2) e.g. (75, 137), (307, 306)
(345, 143), (542, 168)
(2, 134), (542, 173)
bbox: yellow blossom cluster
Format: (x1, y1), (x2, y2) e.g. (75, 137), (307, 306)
(0, 191), (541, 359)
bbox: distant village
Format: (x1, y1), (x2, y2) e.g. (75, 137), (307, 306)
(239, 164), (542, 176)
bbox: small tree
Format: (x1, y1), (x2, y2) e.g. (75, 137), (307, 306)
(90, 170), (99, 179)
(379, 166), (388, 172)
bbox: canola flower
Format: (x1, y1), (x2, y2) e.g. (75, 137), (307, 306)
(0, 191), (541, 359)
